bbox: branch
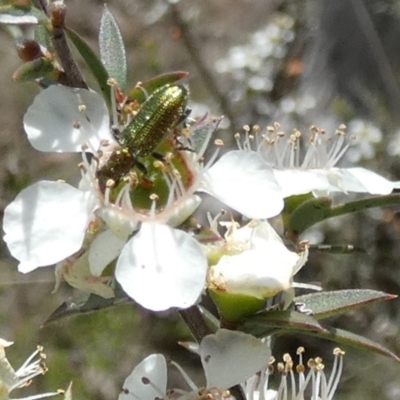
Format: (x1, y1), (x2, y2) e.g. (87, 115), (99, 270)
(49, 2), (87, 89)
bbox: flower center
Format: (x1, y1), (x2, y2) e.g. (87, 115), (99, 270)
(235, 122), (355, 170)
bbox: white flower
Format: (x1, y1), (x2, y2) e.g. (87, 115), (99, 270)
(23, 85), (284, 219)
(4, 85), (288, 310)
(3, 175), (207, 310)
(236, 123), (400, 197)
(244, 347), (345, 400)
(208, 220), (308, 299)
(118, 330), (271, 400)
(0, 338), (62, 400)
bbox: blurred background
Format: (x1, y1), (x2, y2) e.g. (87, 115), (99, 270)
(1, 0), (400, 399)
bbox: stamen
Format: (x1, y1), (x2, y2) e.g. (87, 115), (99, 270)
(234, 132), (243, 150)
(169, 360), (199, 392)
(104, 186), (112, 207)
(149, 194), (159, 217)
(326, 348), (345, 400)
(205, 147), (221, 170)
(107, 78), (119, 128)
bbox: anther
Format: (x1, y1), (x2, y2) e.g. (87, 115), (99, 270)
(107, 78), (117, 87)
(150, 193), (159, 201)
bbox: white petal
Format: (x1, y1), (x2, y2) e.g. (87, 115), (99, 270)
(250, 220), (284, 247)
(200, 330), (270, 390)
(88, 230), (127, 276)
(264, 390), (278, 400)
(166, 195), (202, 227)
(212, 245), (301, 299)
(115, 223), (207, 311)
(3, 181), (94, 273)
(273, 169), (330, 197)
(202, 151), (284, 219)
(118, 354), (167, 400)
(332, 167), (398, 194)
(23, 86), (113, 152)
(0, 15), (38, 24)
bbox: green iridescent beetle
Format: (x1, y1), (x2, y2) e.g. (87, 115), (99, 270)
(97, 84), (189, 190)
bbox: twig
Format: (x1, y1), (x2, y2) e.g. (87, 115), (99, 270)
(179, 305), (212, 342)
(49, 2), (87, 89)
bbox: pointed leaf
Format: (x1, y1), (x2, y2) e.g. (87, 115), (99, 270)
(190, 115), (222, 155)
(295, 289), (397, 320)
(311, 326), (400, 361)
(328, 193), (400, 218)
(128, 71), (189, 103)
(239, 310), (327, 337)
(65, 27), (111, 106)
(287, 197), (332, 236)
(178, 217), (223, 244)
(288, 194), (400, 236)
(34, 22), (51, 49)
(12, 57), (59, 82)
(42, 286), (130, 326)
(99, 5), (127, 88)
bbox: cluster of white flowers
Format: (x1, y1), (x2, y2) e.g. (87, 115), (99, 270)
(118, 330), (344, 400)
(3, 85), (399, 314)
(2, 81), (398, 400)
(215, 15), (295, 93)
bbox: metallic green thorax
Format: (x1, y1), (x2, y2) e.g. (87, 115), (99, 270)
(97, 84), (189, 190)
(119, 84), (189, 157)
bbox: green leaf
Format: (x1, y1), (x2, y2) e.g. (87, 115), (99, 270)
(128, 71), (189, 103)
(34, 22), (51, 49)
(0, 5), (49, 25)
(295, 289), (397, 320)
(65, 27), (111, 106)
(287, 193), (400, 236)
(99, 5), (127, 88)
(239, 309), (399, 361)
(190, 115), (222, 155)
(239, 310), (327, 337)
(12, 57), (58, 82)
(328, 194), (400, 218)
(42, 286), (130, 326)
(239, 293), (399, 360)
(178, 217), (222, 244)
(287, 196), (332, 236)
(310, 326), (400, 361)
